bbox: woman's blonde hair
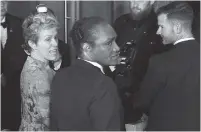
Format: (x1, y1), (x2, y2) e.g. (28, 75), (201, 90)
(22, 5), (60, 53)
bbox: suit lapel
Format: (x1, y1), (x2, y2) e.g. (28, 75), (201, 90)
(4, 14), (14, 53)
(5, 14), (13, 39)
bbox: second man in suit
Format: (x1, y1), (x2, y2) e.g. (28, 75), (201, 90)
(50, 17), (124, 131)
(132, 2), (200, 130)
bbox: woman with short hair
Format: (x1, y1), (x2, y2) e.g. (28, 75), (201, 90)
(19, 4), (59, 131)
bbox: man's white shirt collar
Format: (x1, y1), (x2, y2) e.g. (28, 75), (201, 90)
(78, 58), (105, 74)
(1, 17), (7, 49)
(84, 60), (105, 74)
(1, 17), (6, 23)
(174, 37), (195, 45)
(54, 62), (62, 71)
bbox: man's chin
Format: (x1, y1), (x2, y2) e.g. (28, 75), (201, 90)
(162, 40), (169, 45)
(109, 60), (120, 66)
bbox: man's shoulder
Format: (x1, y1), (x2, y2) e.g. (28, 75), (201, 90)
(54, 66), (72, 77)
(54, 63), (116, 90)
(54, 61), (102, 79)
(149, 50), (172, 66)
(6, 13), (22, 23)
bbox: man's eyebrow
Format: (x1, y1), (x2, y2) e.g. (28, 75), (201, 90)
(105, 37), (115, 44)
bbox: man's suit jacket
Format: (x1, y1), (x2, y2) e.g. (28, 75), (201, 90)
(50, 59), (124, 131)
(1, 13), (27, 77)
(58, 39), (71, 68)
(1, 13), (27, 130)
(113, 11), (174, 123)
(133, 40), (200, 131)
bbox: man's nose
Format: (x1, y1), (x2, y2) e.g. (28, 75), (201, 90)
(113, 42), (120, 52)
(156, 28), (160, 35)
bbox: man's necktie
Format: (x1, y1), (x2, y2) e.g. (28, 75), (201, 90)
(1, 21), (7, 28)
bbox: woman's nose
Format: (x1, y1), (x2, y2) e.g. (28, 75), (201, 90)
(52, 39), (58, 47)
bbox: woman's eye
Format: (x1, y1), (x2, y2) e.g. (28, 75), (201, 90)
(45, 37), (51, 42)
(54, 36), (58, 40)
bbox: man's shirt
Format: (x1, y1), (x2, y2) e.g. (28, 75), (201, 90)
(1, 17), (8, 49)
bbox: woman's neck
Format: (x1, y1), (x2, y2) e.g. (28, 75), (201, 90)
(30, 51), (49, 64)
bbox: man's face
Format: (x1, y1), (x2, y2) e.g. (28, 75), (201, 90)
(1, 0), (8, 18)
(129, 0), (151, 20)
(156, 13), (176, 45)
(90, 24), (120, 66)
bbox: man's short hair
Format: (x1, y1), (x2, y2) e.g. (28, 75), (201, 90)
(156, 2), (194, 26)
(69, 16), (107, 56)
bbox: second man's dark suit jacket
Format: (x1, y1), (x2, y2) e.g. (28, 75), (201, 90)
(133, 40), (200, 130)
(50, 59), (124, 131)
(1, 13), (27, 130)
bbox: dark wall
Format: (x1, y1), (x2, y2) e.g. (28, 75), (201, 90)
(7, 1), (37, 19)
(7, 1), (114, 41)
(188, 1), (200, 14)
(7, 1), (65, 41)
(39, 1), (65, 41)
(7, 1), (200, 42)
(112, 1), (129, 22)
(80, 1), (113, 24)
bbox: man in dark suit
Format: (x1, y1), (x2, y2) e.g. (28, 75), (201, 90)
(112, 1), (174, 125)
(113, 1), (160, 93)
(132, 2), (200, 130)
(1, 1), (27, 130)
(50, 17), (124, 131)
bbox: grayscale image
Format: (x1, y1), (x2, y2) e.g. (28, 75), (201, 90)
(1, 0), (200, 131)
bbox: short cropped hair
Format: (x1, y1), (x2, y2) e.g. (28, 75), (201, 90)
(157, 2), (194, 26)
(22, 6), (59, 53)
(69, 16), (107, 56)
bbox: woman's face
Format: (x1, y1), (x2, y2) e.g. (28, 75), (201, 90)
(34, 27), (59, 62)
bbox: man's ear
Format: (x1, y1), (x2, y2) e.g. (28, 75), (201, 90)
(28, 40), (37, 50)
(173, 21), (182, 34)
(81, 42), (94, 60)
(82, 42), (92, 53)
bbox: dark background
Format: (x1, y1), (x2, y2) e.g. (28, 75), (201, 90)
(7, 1), (200, 42)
